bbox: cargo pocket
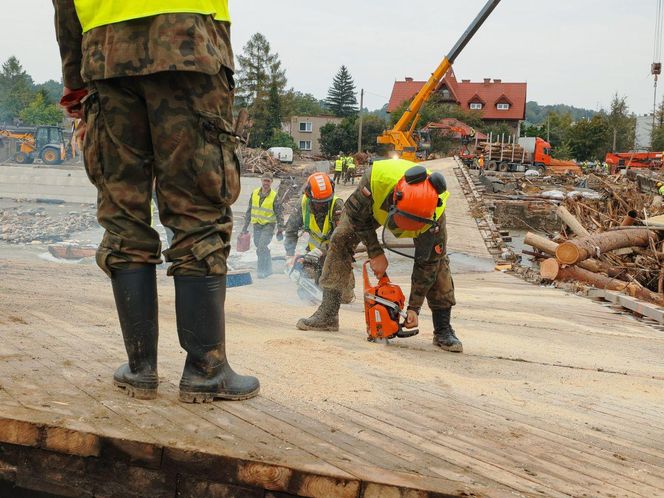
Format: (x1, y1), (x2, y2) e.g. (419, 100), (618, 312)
(82, 91), (104, 187)
(197, 110), (242, 206)
(191, 233), (228, 275)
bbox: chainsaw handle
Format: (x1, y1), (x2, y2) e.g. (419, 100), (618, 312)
(362, 259), (390, 292)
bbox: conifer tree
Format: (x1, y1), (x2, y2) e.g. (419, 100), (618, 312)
(325, 66), (358, 117)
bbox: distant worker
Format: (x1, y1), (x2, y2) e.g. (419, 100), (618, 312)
(242, 172), (285, 278)
(658, 182), (664, 196)
(345, 155), (356, 184)
(334, 153), (344, 183)
(477, 154), (485, 176)
(296, 159), (463, 353)
(52, 0), (259, 403)
(284, 173), (354, 301)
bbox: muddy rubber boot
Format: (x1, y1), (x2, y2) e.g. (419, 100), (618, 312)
(296, 289), (341, 331)
(111, 266), (159, 400)
(175, 275), (260, 403)
(432, 308), (463, 353)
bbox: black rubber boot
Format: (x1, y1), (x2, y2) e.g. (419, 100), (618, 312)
(175, 275), (260, 403)
(432, 308), (463, 353)
(111, 266), (159, 400)
(296, 289), (341, 331)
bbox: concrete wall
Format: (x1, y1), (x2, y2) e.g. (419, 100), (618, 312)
(285, 115), (343, 156)
(491, 200), (558, 231)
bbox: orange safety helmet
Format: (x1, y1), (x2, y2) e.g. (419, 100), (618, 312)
(305, 172), (335, 203)
(390, 166), (446, 231)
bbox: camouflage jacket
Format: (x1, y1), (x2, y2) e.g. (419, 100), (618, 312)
(345, 168), (448, 311)
(284, 197), (344, 256)
(53, 0), (233, 89)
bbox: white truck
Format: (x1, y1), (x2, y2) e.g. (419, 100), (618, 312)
(267, 147), (293, 164)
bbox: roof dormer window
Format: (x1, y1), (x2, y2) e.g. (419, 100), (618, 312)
(497, 103), (510, 110)
(470, 102), (483, 110)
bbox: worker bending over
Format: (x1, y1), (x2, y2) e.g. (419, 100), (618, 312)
(284, 172), (354, 302)
(53, 0), (259, 402)
(345, 155), (356, 185)
(242, 171), (284, 279)
(296, 159), (462, 352)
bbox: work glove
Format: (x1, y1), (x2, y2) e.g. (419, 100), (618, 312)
(276, 229), (284, 241)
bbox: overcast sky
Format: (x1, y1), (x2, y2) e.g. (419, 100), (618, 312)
(5, 1), (661, 115)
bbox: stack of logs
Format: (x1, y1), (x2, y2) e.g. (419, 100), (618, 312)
(524, 185), (664, 306)
(480, 142), (525, 159)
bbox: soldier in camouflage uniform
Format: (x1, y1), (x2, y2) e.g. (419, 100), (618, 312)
(53, 0), (259, 402)
(296, 159), (462, 352)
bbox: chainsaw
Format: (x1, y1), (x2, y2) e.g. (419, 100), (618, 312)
(363, 260), (419, 342)
(286, 251), (324, 304)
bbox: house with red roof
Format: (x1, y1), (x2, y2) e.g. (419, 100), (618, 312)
(387, 69), (527, 135)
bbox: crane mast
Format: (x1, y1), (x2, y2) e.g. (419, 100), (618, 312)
(378, 0), (502, 161)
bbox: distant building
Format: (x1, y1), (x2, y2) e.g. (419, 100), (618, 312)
(284, 115), (343, 156)
(635, 115), (653, 150)
(387, 69), (527, 135)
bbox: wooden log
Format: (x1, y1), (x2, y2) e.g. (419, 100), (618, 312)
(555, 229), (657, 265)
(555, 205), (590, 237)
(539, 258), (664, 306)
(523, 231), (604, 273)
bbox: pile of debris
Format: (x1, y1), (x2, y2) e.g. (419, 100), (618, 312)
(522, 174), (664, 305)
(239, 147), (292, 177)
(0, 206), (97, 244)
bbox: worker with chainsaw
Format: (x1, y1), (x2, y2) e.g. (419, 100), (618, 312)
(284, 173), (354, 302)
(242, 171), (285, 279)
(53, 0), (260, 402)
(296, 158), (463, 352)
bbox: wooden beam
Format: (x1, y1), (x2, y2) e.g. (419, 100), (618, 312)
(556, 205), (590, 237)
(556, 229), (657, 265)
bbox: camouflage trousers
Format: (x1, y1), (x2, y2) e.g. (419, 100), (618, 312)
(319, 212), (455, 310)
(82, 69), (240, 277)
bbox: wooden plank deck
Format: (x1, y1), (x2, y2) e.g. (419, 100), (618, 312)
(0, 159), (663, 497)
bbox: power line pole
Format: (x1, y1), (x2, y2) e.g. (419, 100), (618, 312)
(357, 88), (364, 153)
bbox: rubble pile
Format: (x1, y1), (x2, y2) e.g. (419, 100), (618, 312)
(0, 206), (97, 244)
(240, 147), (292, 176)
(523, 173), (664, 304)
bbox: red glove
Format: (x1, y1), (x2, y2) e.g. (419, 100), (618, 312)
(59, 87), (89, 119)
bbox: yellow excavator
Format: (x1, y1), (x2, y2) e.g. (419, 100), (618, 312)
(0, 126), (66, 165)
(378, 0), (502, 161)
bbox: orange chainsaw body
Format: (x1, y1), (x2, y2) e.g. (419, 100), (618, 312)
(363, 261), (418, 341)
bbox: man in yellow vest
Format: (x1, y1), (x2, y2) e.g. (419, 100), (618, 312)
(53, 0), (259, 402)
(241, 172), (285, 279)
(333, 153), (344, 184)
(284, 172), (354, 302)
(296, 159), (462, 353)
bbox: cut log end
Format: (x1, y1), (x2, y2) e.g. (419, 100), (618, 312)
(540, 258), (561, 280)
(556, 241), (582, 265)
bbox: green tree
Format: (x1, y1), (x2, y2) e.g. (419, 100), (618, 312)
(606, 94), (636, 152)
(19, 90), (63, 125)
(357, 114), (388, 154)
(566, 115), (610, 161)
(235, 33), (286, 108)
(266, 128), (298, 149)
(325, 66), (358, 117)
(35, 80), (63, 104)
(281, 90), (325, 117)
(0, 56), (35, 124)
(319, 117), (357, 156)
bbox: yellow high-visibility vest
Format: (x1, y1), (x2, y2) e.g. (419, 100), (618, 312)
(301, 195), (340, 251)
(347, 158), (356, 169)
(250, 188), (277, 225)
(370, 159), (448, 239)
(74, 0), (230, 33)
(334, 159), (343, 172)
(659, 185), (664, 196)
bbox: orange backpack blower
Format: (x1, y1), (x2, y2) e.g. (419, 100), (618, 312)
(363, 260), (419, 341)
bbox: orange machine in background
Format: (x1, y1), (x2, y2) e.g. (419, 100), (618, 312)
(605, 152), (663, 174)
